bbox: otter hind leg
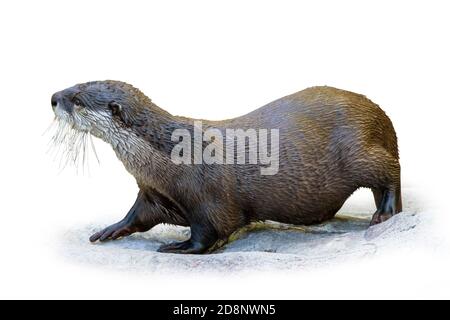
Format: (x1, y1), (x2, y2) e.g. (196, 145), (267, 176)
(370, 187), (401, 226)
(362, 146), (402, 226)
(371, 188), (384, 210)
(371, 185), (402, 213)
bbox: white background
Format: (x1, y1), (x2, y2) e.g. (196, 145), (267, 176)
(0, 0), (449, 299)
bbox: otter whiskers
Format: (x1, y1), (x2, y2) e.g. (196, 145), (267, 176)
(46, 117), (99, 174)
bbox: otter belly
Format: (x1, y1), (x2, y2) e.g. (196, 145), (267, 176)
(240, 171), (357, 225)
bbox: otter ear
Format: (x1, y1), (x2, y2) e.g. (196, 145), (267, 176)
(108, 101), (122, 116)
(108, 101), (132, 126)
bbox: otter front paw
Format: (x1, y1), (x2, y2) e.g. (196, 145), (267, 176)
(89, 222), (137, 243)
(157, 239), (208, 254)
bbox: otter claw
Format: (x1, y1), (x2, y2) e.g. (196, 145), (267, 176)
(90, 222), (134, 243)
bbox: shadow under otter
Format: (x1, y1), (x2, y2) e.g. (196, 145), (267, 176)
(51, 81), (402, 254)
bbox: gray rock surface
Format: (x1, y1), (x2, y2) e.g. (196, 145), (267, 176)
(62, 187), (430, 274)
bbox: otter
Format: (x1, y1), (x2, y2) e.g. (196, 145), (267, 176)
(50, 81), (402, 254)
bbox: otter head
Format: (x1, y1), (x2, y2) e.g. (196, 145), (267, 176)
(51, 80), (149, 143)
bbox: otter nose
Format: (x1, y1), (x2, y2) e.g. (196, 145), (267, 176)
(51, 93), (59, 109)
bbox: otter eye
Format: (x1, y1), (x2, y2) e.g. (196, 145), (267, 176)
(73, 97), (84, 107)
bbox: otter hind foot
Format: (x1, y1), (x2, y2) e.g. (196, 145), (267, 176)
(370, 211), (393, 226)
(370, 188), (400, 226)
(90, 221), (139, 243)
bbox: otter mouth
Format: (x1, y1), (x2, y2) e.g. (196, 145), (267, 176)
(53, 102), (92, 132)
(47, 103), (99, 170)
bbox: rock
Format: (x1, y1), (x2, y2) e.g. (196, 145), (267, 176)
(61, 207), (427, 273)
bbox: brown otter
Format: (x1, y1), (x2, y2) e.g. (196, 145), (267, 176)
(50, 81), (402, 254)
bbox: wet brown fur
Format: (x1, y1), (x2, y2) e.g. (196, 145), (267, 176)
(52, 82), (402, 253)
